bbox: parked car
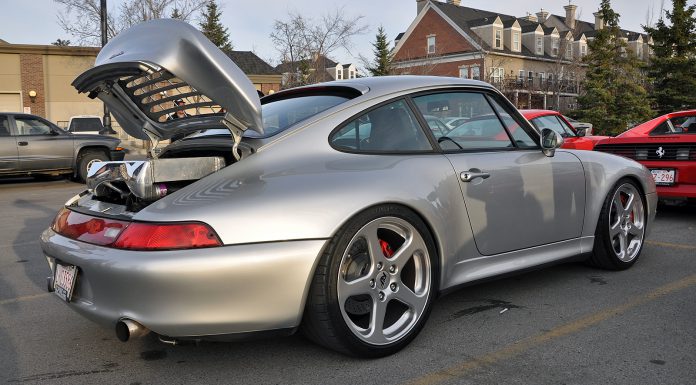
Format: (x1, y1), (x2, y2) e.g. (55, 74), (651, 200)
(442, 116), (468, 129)
(66, 115), (111, 135)
(521, 110), (608, 150)
(0, 112), (125, 181)
(564, 116), (594, 134)
(594, 110), (696, 200)
(41, 19), (657, 358)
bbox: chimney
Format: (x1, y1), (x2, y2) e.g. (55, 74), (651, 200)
(564, 4), (577, 29)
(446, 0), (461, 5)
(536, 8), (549, 23)
(522, 12), (538, 23)
(594, 11), (604, 30)
(417, 0), (427, 15)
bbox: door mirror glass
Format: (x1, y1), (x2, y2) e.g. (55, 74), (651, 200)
(541, 128), (563, 157)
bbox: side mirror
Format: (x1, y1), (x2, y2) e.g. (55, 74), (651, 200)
(576, 127), (589, 137)
(541, 128), (564, 157)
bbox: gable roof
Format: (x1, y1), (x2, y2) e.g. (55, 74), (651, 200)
(274, 55), (339, 73)
(226, 51), (279, 75)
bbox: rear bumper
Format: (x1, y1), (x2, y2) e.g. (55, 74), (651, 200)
(640, 160), (696, 199)
(41, 228), (326, 337)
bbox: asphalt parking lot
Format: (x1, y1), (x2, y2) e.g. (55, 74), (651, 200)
(0, 177), (694, 385)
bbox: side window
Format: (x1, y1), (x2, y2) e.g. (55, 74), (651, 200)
(331, 100), (432, 152)
(532, 115), (573, 137)
(412, 92), (514, 150)
(0, 116), (10, 136)
(487, 97), (538, 148)
(15, 117), (53, 136)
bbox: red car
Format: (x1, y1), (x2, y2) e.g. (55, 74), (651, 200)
(594, 110), (696, 199)
(520, 110), (608, 150)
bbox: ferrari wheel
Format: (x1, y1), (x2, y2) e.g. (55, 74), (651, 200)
(302, 205), (438, 357)
(589, 179), (646, 270)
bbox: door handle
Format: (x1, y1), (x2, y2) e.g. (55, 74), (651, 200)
(18, 141), (28, 146)
(460, 168), (490, 182)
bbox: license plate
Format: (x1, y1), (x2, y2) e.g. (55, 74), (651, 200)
(54, 263), (78, 302)
(650, 169), (675, 186)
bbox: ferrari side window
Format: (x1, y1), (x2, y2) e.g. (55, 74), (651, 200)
(331, 100), (432, 152)
(413, 92), (514, 150)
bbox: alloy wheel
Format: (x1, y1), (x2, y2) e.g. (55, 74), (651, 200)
(608, 183), (645, 262)
(336, 216), (431, 345)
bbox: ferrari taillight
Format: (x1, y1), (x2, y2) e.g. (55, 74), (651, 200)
(52, 208), (221, 250)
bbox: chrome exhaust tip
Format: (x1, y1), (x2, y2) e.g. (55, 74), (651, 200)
(115, 319), (150, 342)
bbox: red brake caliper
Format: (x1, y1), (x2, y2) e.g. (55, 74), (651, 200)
(379, 239), (394, 258)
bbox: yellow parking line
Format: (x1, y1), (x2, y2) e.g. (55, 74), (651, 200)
(0, 293), (50, 306)
(646, 240), (696, 250)
(404, 274), (696, 385)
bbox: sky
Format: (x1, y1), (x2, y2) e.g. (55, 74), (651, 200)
(1, 0), (668, 67)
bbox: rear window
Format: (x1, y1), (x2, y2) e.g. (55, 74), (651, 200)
(70, 117), (104, 132)
(243, 94), (350, 138)
(651, 116), (696, 135)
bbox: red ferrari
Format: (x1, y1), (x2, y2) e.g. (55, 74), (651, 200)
(520, 110), (608, 150)
(594, 110), (696, 199)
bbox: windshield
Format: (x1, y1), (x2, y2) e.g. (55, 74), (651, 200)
(243, 94), (351, 138)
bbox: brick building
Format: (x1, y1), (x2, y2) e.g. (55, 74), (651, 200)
(393, 0), (652, 112)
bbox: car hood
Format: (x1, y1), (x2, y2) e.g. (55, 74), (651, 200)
(72, 19), (262, 141)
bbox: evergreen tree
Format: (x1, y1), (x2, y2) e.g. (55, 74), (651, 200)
(367, 26), (393, 76)
(170, 7), (182, 19)
(644, 0), (696, 114)
(577, 0), (653, 135)
(51, 39), (71, 46)
(199, 0), (233, 53)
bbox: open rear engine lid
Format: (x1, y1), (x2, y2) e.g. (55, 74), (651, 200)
(73, 19), (262, 141)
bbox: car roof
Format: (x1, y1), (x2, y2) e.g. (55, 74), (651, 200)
(520, 109), (560, 119)
(269, 76), (497, 102)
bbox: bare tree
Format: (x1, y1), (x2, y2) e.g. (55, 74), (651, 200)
(270, 7), (367, 86)
(55, 0), (206, 45)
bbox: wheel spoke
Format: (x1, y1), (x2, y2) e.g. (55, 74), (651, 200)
(338, 274), (372, 298)
(623, 193), (635, 215)
(628, 223), (644, 237)
(390, 235), (425, 271)
(363, 222), (386, 266)
(609, 220), (622, 238)
(393, 285), (427, 311)
(369, 299), (388, 342)
(618, 233), (628, 257)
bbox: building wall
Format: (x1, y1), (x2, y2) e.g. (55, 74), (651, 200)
(0, 54), (22, 112)
(395, 58), (483, 77)
(19, 54), (46, 117)
(44, 55), (102, 123)
(394, 8), (477, 61)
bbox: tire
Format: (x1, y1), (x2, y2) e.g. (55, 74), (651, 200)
(77, 150), (107, 183)
(302, 204), (439, 357)
(588, 178), (647, 270)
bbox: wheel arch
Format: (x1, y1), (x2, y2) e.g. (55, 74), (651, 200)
(73, 145), (111, 175)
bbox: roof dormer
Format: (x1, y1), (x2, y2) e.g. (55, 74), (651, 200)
(503, 19), (522, 52)
(469, 15), (505, 50)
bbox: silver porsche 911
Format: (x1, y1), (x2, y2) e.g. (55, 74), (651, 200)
(41, 19), (657, 357)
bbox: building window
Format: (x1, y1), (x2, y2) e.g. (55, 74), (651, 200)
(581, 44), (587, 56)
(536, 36), (543, 55)
(539, 72), (545, 86)
(566, 43), (572, 58)
(471, 66), (480, 80)
(513, 32), (520, 51)
(636, 45), (643, 58)
(459, 66), (469, 79)
(495, 29), (502, 49)
(349, 70), (355, 78)
(427, 35), (436, 54)
(552, 39), (559, 56)
(490, 67), (504, 83)
(337, 69), (343, 80)
(518, 70), (525, 81)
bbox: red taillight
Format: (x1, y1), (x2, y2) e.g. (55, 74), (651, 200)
(52, 208), (128, 246)
(52, 208), (222, 250)
(113, 222), (221, 250)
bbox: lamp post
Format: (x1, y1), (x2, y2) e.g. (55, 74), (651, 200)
(100, 0), (115, 134)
